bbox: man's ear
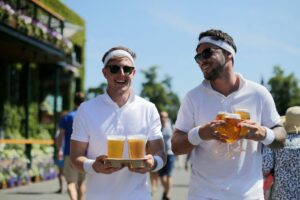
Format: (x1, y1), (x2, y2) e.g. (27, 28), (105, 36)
(132, 68), (136, 76)
(225, 53), (234, 63)
(102, 67), (107, 78)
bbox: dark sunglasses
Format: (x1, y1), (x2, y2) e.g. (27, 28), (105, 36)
(194, 48), (218, 63)
(107, 65), (135, 75)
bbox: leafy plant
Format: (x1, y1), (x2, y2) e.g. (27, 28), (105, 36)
(140, 66), (180, 123)
(3, 102), (24, 138)
(268, 66), (300, 115)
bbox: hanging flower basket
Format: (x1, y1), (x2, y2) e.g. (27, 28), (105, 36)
(0, 1), (74, 55)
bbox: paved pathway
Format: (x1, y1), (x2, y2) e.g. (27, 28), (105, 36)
(0, 156), (190, 200)
(0, 178), (67, 200)
(152, 159), (190, 200)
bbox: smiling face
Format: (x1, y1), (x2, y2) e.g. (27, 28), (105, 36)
(102, 57), (136, 97)
(196, 43), (227, 81)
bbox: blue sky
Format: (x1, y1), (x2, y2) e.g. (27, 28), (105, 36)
(62, 0), (300, 99)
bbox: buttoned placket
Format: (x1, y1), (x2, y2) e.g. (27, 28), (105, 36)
(113, 100), (132, 137)
(212, 91), (235, 113)
(114, 107), (124, 136)
(222, 97), (233, 113)
(102, 92), (134, 137)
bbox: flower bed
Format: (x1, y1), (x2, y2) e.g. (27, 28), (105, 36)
(0, 147), (57, 189)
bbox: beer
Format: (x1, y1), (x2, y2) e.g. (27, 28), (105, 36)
(215, 111), (229, 136)
(234, 109), (250, 120)
(234, 109), (250, 136)
(128, 135), (147, 159)
(107, 135), (125, 158)
(224, 113), (241, 143)
(215, 111), (227, 120)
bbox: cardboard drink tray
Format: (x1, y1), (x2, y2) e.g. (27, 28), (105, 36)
(104, 158), (147, 168)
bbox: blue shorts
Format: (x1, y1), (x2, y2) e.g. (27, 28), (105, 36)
(158, 155), (175, 177)
(55, 159), (64, 168)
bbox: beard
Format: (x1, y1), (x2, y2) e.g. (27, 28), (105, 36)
(204, 62), (225, 81)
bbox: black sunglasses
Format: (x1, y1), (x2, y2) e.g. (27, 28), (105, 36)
(107, 65), (135, 75)
(194, 48), (218, 63)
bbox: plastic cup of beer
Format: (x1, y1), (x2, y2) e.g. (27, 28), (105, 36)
(107, 135), (126, 158)
(215, 111), (229, 136)
(234, 109), (250, 136)
(127, 134), (147, 159)
(234, 109), (250, 120)
(224, 113), (241, 144)
(215, 111), (228, 120)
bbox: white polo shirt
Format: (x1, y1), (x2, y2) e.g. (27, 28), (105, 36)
(175, 74), (281, 200)
(71, 93), (162, 200)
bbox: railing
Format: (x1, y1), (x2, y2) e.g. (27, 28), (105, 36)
(0, 139), (54, 145)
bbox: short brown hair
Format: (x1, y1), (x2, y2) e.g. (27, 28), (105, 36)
(74, 92), (85, 106)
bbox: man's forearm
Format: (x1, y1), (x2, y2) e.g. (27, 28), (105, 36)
(71, 155), (88, 173)
(268, 126), (286, 149)
(56, 129), (64, 150)
(70, 140), (90, 173)
(171, 130), (195, 155)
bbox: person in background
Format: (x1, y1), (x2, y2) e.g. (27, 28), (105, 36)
(54, 110), (68, 193)
(171, 29), (286, 200)
(263, 106), (300, 200)
(184, 153), (191, 172)
(149, 170), (159, 195)
(56, 92), (86, 200)
(158, 111), (175, 200)
(70, 46), (166, 200)
(54, 129), (65, 193)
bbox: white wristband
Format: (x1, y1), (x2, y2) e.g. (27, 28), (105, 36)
(151, 155), (164, 172)
(262, 127), (275, 145)
(188, 126), (202, 146)
(83, 159), (95, 173)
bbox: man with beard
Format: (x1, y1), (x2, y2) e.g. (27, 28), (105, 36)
(171, 29), (286, 200)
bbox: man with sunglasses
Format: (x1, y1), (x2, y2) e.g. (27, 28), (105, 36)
(70, 46), (166, 200)
(171, 29), (286, 200)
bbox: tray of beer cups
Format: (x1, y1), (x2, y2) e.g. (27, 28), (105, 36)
(104, 134), (147, 168)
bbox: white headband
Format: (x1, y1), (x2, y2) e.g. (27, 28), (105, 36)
(103, 49), (134, 66)
(198, 36), (235, 60)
